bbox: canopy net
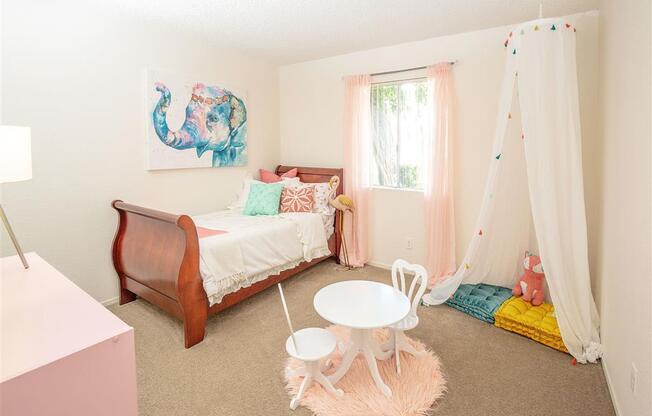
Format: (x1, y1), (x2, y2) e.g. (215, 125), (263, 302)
(424, 17), (601, 363)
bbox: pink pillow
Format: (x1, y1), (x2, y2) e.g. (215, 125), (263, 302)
(280, 186), (315, 213)
(259, 168), (298, 183)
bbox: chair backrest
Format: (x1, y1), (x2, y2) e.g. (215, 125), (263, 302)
(277, 283), (299, 353)
(391, 259), (428, 319)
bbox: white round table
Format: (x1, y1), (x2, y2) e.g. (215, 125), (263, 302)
(313, 280), (410, 397)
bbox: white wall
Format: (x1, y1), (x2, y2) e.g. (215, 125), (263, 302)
(597, 1), (652, 415)
(0, 0), (280, 303)
(279, 12), (602, 295)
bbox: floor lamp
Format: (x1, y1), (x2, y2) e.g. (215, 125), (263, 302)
(0, 126), (32, 269)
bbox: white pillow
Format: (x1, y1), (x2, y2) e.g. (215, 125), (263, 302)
(280, 177), (304, 189)
(280, 177), (301, 187)
(228, 177), (301, 211)
(228, 178), (260, 211)
(312, 182), (336, 216)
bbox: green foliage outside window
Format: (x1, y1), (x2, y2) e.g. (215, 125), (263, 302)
(371, 80), (428, 190)
(399, 165), (418, 188)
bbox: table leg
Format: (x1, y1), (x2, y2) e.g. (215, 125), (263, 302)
(360, 330), (392, 397)
(371, 335), (393, 360)
(313, 370), (344, 397)
(328, 328), (392, 397)
(362, 345), (392, 397)
(290, 374), (312, 410)
(328, 342), (358, 385)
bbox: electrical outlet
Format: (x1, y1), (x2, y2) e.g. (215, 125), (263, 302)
(406, 238), (414, 250)
(630, 363), (638, 394)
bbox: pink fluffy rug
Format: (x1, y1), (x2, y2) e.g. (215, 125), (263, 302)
(284, 325), (446, 416)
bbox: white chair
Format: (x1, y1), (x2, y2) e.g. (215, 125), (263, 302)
(277, 283), (343, 410)
(383, 259), (429, 374)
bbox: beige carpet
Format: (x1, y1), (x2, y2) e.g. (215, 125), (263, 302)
(109, 260), (615, 416)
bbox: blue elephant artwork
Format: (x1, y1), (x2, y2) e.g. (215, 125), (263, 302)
(147, 70), (247, 170)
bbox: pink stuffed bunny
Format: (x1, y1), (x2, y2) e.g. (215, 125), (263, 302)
(512, 251), (546, 306)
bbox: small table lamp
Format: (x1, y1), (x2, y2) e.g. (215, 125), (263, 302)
(0, 125), (32, 269)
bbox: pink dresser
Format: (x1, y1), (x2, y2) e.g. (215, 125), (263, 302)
(0, 253), (137, 416)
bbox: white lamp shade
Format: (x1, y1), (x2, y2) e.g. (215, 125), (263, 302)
(0, 126), (32, 183)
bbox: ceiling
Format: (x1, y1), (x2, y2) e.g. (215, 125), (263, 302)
(100, 0), (599, 64)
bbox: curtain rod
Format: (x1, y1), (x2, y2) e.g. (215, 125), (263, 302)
(370, 61), (457, 77)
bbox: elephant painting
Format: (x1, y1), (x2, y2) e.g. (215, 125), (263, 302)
(151, 81), (247, 168)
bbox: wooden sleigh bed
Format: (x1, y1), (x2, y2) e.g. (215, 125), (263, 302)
(111, 166), (343, 348)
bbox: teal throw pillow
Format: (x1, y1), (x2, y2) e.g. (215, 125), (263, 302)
(243, 182), (284, 216)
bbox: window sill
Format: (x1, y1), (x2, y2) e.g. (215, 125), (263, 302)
(370, 185), (424, 193)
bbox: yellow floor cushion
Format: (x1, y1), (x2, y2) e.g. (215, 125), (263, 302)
(494, 296), (568, 353)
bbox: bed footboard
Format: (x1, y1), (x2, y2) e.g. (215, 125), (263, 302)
(111, 200), (208, 348)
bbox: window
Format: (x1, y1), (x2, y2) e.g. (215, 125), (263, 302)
(370, 79), (429, 190)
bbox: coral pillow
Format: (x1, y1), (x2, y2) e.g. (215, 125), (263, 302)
(280, 186), (315, 213)
(260, 168), (298, 183)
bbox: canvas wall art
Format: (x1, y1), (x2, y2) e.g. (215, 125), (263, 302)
(147, 70), (248, 170)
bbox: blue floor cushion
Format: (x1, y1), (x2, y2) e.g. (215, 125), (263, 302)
(445, 283), (512, 323)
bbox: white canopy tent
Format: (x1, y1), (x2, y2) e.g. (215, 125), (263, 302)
(423, 17), (601, 363)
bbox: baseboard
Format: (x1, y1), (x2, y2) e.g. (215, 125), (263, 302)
(101, 296), (119, 307)
(366, 260), (392, 270)
(601, 356), (622, 416)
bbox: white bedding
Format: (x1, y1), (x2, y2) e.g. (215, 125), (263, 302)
(192, 210), (333, 306)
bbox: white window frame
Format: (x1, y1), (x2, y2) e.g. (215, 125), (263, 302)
(369, 70), (429, 192)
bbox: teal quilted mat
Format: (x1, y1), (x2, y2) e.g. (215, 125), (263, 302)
(445, 283), (512, 323)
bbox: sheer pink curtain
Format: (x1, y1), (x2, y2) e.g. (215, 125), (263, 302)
(342, 74), (371, 267)
(425, 63), (456, 287)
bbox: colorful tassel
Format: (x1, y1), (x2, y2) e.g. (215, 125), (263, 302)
(551, 24), (557, 31)
(534, 25), (539, 31)
(512, 49), (517, 55)
(479, 229), (483, 236)
(508, 112), (512, 119)
(464, 263), (471, 270)
(496, 153), (502, 160)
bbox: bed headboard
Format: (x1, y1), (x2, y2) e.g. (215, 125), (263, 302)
(275, 165), (344, 197)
